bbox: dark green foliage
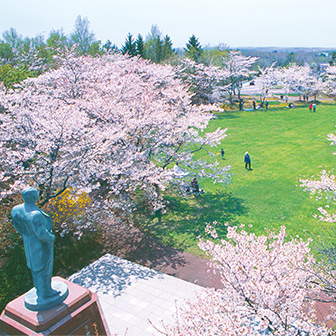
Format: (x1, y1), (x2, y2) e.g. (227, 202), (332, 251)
(135, 34), (145, 58)
(153, 36), (163, 63)
(162, 35), (175, 59)
(143, 25), (175, 64)
(122, 33), (137, 57)
(145, 36), (161, 63)
(0, 242), (33, 312)
(184, 34), (203, 63)
(145, 35), (175, 64)
(53, 229), (104, 278)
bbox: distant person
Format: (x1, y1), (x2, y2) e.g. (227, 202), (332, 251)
(265, 100), (269, 109)
(191, 177), (204, 194)
(313, 103), (316, 112)
(239, 100), (243, 111)
(220, 148), (225, 159)
(191, 177), (199, 193)
(252, 100), (256, 110)
(309, 104), (312, 112)
(244, 151), (251, 170)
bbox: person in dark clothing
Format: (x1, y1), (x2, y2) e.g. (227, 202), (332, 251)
(244, 151), (251, 170)
(220, 148), (225, 159)
(265, 100), (269, 109)
(191, 177), (200, 193)
(191, 177), (204, 194)
(239, 99), (244, 111)
(252, 100), (256, 110)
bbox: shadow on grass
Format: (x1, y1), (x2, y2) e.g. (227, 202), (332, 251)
(214, 113), (241, 119)
(135, 191), (248, 252)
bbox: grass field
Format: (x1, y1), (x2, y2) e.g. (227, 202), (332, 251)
(135, 103), (336, 256)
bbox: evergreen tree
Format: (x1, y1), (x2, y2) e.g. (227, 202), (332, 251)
(144, 24), (164, 63)
(153, 36), (163, 63)
(162, 35), (175, 61)
(135, 34), (145, 58)
(184, 35), (203, 63)
(121, 33), (136, 57)
(103, 40), (118, 53)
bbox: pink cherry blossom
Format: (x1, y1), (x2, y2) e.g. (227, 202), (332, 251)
(0, 50), (230, 217)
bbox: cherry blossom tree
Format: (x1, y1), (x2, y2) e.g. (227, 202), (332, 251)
(0, 50), (230, 219)
(159, 225), (332, 335)
(175, 57), (229, 106)
(279, 64), (307, 102)
(300, 122), (336, 224)
(257, 62), (278, 101)
(278, 64), (325, 102)
(223, 51), (258, 104)
(299, 120), (336, 303)
(323, 65), (336, 101)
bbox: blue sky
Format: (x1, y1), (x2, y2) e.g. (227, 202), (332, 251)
(1, 0), (335, 49)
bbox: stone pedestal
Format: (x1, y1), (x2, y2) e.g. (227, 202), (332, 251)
(0, 277), (109, 336)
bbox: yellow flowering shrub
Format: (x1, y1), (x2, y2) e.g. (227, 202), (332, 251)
(46, 188), (95, 240)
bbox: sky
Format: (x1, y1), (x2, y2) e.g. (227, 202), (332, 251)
(1, 0), (336, 49)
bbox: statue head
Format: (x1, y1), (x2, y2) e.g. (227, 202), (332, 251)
(22, 187), (39, 204)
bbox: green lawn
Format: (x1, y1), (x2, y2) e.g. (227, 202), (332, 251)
(136, 103), (336, 256)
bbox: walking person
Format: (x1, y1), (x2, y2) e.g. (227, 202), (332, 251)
(309, 104), (312, 112)
(220, 148), (225, 159)
(313, 103), (316, 112)
(244, 151), (251, 170)
(239, 100), (243, 111)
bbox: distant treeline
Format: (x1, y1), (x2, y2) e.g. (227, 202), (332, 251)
(1, 15), (335, 89)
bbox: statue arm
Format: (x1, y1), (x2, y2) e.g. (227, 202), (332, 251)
(32, 212), (55, 244)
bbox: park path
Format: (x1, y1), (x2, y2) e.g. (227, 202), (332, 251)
(100, 220), (223, 290)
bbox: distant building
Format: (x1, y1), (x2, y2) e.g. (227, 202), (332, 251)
(319, 52), (330, 57)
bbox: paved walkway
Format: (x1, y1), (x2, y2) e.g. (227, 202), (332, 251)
(99, 221), (223, 291)
(68, 254), (206, 335)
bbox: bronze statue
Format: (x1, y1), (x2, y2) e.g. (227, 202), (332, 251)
(11, 187), (68, 311)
